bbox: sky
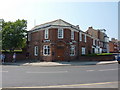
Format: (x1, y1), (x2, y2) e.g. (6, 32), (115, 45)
(0, 0), (118, 40)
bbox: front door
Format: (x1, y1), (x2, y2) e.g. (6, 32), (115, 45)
(56, 46), (64, 61)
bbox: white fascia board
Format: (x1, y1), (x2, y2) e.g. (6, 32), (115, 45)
(70, 28), (79, 32)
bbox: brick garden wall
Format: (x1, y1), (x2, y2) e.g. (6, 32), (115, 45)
(78, 55), (115, 61)
(3, 52), (115, 62)
(3, 52), (26, 62)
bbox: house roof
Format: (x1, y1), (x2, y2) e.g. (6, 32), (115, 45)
(29, 19), (99, 40)
(30, 19), (80, 31)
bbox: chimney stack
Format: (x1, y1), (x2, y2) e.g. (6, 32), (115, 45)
(89, 26), (93, 29)
(76, 25), (80, 29)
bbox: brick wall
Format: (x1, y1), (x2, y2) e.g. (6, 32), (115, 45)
(79, 55), (115, 61)
(109, 41), (119, 53)
(3, 52), (26, 62)
(28, 28), (81, 61)
(28, 27), (100, 62)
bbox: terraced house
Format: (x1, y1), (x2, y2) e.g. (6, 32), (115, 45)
(86, 27), (109, 53)
(27, 19), (102, 61)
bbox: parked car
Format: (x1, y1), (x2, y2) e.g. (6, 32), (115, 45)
(117, 54), (120, 64)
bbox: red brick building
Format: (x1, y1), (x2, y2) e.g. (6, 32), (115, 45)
(27, 19), (100, 61)
(109, 38), (120, 53)
(86, 27), (109, 53)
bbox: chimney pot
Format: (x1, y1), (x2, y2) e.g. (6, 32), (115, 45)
(89, 26), (93, 29)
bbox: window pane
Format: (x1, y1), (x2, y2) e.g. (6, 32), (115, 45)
(80, 32), (82, 41)
(84, 34), (86, 42)
(36, 46), (38, 55)
(44, 49), (47, 54)
(82, 47), (86, 55)
(71, 31), (74, 40)
(70, 46), (75, 56)
(58, 29), (63, 38)
(45, 29), (48, 39)
(48, 48), (50, 54)
(34, 46), (38, 56)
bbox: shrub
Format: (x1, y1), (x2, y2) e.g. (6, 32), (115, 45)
(1, 49), (22, 53)
(81, 53), (113, 56)
(97, 53), (113, 56)
(81, 53), (97, 56)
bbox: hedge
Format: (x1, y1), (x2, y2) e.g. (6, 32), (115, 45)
(82, 53), (113, 56)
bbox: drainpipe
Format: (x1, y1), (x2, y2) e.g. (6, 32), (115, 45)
(78, 31), (80, 60)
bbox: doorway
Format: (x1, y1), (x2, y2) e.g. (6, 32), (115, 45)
(56, 45), (65, 61)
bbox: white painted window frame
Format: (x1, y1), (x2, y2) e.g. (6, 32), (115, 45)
(34, 46), (38, 56)
(70, 45), (75, 56)
(71, 31), (74, 40)
(58, 28), (64, 39)
(79, 32), (82, 41)
(93, 39), (95, 45)
(82, 47), (86, 55)
(43, 45), (50, 56)
(45, 29), (49, 39)
(84, 34), (86, 42)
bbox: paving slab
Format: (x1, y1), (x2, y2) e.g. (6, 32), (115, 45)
(2, 60), (118, 66)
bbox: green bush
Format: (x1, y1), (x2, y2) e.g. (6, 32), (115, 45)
(81, 53), (97, 56)
(1, 49), (22, 52)
(97, 53), (113, 56)
(81, 53), (113, 56)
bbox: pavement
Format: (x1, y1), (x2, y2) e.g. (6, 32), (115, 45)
(1, 60), (118, 66)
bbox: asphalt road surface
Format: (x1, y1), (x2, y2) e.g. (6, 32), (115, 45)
(2, 63), (119, 88)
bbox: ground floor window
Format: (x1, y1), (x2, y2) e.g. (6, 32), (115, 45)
(34, 46), (38, 56)
(43, 45), (50, 56)
(82, 47), (86, 55)
(92, 48), (95, 53)
(70, 45), (75, 56)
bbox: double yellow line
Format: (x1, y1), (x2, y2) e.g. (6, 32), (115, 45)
(3, 81), (118, 88)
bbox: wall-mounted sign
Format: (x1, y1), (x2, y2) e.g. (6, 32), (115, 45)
(43, 40), (51, 43)
(72, 41), (77, 43)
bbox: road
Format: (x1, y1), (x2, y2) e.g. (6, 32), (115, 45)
(2, 63), (119, 88)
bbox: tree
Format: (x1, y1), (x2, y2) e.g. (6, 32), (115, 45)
(2, 19), (27, 52)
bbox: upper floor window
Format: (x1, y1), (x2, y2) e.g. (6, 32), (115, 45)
(45, 29), (48, 39)
(96, 40), (99, 46)
(43, 45), (50, 56)
(58, 29), (64, 39)
(70, 45), (75, 56)
(105, 37), (109, 43)
(79, 32), (82, 41)
(34, 46), (38, 56)
(84, 34), (86, 42)
(71, 31), (74, 40)
(93, 39), (95, 45)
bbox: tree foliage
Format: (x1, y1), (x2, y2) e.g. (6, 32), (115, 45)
(2, 19), (27, 52)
